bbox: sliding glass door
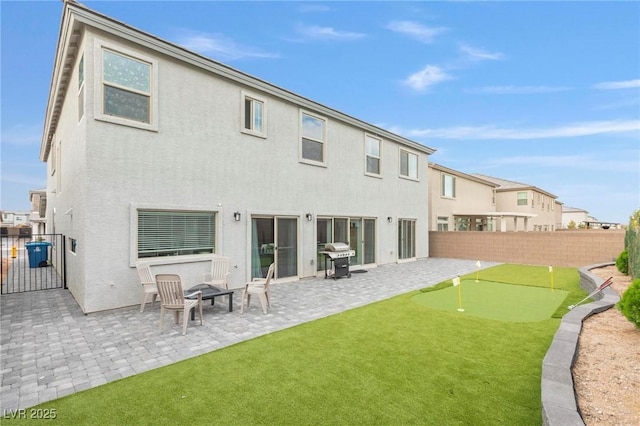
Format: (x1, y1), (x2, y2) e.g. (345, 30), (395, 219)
(398, 219), (416, 259)
(317, 216), (376, 270)
(251, 216), (298, 279)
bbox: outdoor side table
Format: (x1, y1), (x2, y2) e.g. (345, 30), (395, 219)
(185, 284), (234, 320)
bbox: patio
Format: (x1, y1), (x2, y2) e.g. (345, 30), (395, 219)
(0, 258), (494, 412)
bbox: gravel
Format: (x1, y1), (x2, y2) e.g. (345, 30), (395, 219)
(572, 265), (640, 426)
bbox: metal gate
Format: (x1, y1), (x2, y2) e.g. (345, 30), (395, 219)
(1, 234), (66, 294)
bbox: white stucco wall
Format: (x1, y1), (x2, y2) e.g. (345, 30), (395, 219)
(47, 25), (432, 312)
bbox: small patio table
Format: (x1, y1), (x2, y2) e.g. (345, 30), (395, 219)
(185, 284), (234, 320)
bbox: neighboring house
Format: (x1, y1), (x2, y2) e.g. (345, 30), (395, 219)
(428, 163), (498, 231)
(40, 2), (435, 313)
(562, 206), (590, 229)
(0, 211), (30, 227)
(29, 189), (47, 235)
(472, 174), (559, 231)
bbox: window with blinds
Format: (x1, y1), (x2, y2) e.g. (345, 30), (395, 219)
(137, 210), (216, 258)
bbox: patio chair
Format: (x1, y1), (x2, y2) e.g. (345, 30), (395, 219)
(202, 256), (230, 289)
(241, 263), (275, 314)
(136, 260), (158, 312)
(156, 273), (203, 335)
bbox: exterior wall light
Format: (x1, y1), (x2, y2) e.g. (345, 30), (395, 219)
(233, 212), (241, 222)
(387, 217), (393, 223)
(306, 213), (313, 221)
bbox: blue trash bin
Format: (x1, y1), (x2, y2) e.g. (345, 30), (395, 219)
(25, 242), (52, 268)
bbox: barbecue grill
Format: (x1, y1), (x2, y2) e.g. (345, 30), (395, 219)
(320, 242), (355, 279)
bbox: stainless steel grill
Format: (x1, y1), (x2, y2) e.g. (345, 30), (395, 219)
(320, 243), (355, 279)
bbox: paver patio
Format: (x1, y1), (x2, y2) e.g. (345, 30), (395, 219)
(0, 258), (496, 412)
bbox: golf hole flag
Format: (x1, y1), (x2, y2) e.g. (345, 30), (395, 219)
(452, 276), (464, 312)
(568, 276), (614, 310)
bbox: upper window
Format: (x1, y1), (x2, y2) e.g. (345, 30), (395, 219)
(399, 149), (418, 180)
(95, 40), (158, 131)
(78, 54), (85, 121)
(137, 210), (216, 259)
(365, 135), (381, 176)
(441, 174), (456, 198)
(517, 191), (528, 206)
(242, 92), (266, 137)
(300, 111), (326, 166)
(103, 49), (151, 123)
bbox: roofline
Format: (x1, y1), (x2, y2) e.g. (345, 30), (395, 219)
(428, 162), (498, 187)
(452, 211), (538, 218)
(41, 1), (435, 161)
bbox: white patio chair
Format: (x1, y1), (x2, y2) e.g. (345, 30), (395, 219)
(156, 274), (203, 335)
(202, 256), (230, 289)
(136, 260), (158, 312)
(241, 263), (275, 314)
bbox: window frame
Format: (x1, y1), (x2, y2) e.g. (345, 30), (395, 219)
(241, 90), (267, 138)
(364, 134), (382, 177)
(94, 39), (159, 132)
(299, 110), (327, 167)
(517, 191), (528, 206)
(399, 148), (419, 181)
(437, 216), (449, 231)
(78, 53), (85, 122)
(130, 205), (217, 265)
(441, 173), (456, 198)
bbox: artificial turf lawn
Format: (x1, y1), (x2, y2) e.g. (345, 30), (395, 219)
(8, 264), (585, 425)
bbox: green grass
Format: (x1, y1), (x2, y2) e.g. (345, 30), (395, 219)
(7, 264), (585, 425)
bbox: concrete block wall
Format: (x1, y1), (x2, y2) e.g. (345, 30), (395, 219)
(429, 230), (624, 267)
(541, 262), (620, 426)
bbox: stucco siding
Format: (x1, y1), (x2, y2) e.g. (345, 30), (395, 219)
(52, 26), (431, 312)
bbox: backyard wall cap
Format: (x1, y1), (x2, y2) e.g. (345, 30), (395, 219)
(541, 262), (620, 426)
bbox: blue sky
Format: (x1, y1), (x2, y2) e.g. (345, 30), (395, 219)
(2, 1), (639, 224)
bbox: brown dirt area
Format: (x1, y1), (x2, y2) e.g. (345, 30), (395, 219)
(572, 265), (640, 425)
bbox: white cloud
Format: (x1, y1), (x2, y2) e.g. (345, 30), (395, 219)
(592, 79), (640, 90)
(403, 119), (640, 140)
(458, 43), (504, 61)
(294, 23), (365, 41)
(174, 30), (279, 61)
(403, 65), (452, 91)
(386, 20), (447, 44)
(467, 85), (572, 94)
(298, 4), (331, 13)
(1, 124), (41, 146)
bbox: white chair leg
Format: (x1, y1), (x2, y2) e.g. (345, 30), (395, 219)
(258, 294), (268, 314)
(159, 307), (165, 331)
(141, 293), (147, 313)
(182, 308), (189, 335)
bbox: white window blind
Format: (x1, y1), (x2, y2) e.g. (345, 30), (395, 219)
(138, 211), (216, 258)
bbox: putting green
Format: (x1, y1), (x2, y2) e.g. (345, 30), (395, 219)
(411, 280), (569, 322)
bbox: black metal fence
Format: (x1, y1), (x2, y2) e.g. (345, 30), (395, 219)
(1, 234), (66, 294)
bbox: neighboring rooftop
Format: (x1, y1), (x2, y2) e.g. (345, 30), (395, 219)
(472, 173), (558, 198)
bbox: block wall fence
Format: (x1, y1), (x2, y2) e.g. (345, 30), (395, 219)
(428, 230), (625, 267)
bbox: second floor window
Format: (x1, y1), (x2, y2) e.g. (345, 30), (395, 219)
(517, 191), (528, 206)
(442, 174), (456, 198)
(242, 93), (265, 136)
(103, 49), (151, 123)
(365, 135), (381, 175)
(301, 112), (326, 165)
(400, 149), (418, 180)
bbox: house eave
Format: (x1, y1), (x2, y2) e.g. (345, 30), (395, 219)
(40, 1), (435, 160)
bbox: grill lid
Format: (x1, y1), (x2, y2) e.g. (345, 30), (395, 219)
(324, 242), (350, 252)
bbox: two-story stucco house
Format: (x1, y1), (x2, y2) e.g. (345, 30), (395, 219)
(428, 163), (498, 231)
(473, 174), (561, 231)
(428, 163), (562, 232)
(40, 1), (435, 313)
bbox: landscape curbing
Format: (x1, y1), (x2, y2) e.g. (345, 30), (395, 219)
(541, 262), (620, 426)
